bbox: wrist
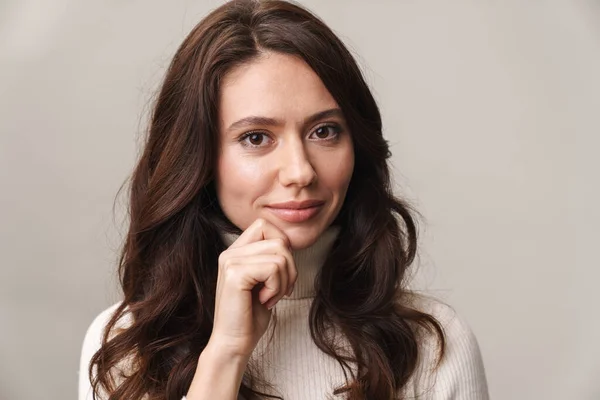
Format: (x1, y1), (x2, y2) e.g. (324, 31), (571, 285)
(203, 335), (254, 361)
(185, 341), (249, 400)
(200, 340), (251, 366)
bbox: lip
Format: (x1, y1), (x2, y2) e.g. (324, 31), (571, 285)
(266, 200), (325, 209)
(265, 200), (325, 223)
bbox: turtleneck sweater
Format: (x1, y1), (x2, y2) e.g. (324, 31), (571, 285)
(79, 226), (489, 400)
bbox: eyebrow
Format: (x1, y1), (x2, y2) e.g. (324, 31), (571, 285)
(226, 108), (345, 133)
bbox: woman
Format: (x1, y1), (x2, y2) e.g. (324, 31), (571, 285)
(79, 1), (489, 399)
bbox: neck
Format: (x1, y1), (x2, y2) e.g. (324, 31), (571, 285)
(219, 225), (340, 299)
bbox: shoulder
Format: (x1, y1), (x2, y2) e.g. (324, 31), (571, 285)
(404, 294), (490, 400)
(80, 302), (132, 356)
(83, 302), (123, 338)
(409, 294), (474, 344)
(78, 302), (132, 400)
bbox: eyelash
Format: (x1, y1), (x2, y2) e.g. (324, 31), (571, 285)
(238, 123), (343, 148)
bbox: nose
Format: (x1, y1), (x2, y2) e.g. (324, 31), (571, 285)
(278, 138), (317, 188)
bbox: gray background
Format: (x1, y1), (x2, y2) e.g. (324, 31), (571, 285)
(1, 0), (598, 399)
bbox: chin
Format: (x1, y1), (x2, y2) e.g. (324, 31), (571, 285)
(280, 223), (324, 251)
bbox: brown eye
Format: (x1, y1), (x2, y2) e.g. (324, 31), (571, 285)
(239, 132), (272, 148)
(309, 124), (341, 140)
(315, 126), (330, 139)
(248, 133), (264, 145)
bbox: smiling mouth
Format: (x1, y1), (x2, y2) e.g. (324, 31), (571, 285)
(265, 200), (325, 223)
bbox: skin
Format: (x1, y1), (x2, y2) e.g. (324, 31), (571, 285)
(187, 52), (354, 399)
(215, 51), (355, 250)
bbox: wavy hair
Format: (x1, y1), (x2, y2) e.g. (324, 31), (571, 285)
(89, 1), (445, 399)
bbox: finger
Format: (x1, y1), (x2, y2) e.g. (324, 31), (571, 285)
(220, 258), (283, 298)
(259, 263), (282, 309)
(229, 218), (291, 250)
(225, 239), (297, 294)
(227, 219), (297, 296)
(237, 254), (289, 304)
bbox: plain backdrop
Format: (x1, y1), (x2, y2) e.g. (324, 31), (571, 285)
(1, 0), (598, 399)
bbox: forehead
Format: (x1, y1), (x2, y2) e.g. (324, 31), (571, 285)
(219, 52), (339, 126)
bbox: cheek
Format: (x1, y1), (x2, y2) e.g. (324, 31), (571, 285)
(216, 153), (268, 204)
(317, 150), (354, 194)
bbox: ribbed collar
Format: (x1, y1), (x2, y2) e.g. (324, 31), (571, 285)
(219, 225), (340, 299)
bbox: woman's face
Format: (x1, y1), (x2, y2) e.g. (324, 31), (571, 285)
(216, 52), (354, 250)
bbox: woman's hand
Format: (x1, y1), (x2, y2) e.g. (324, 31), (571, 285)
(207, 218), (298, 359)
(187, 218), (296, 399)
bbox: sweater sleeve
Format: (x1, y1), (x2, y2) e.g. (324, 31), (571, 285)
(408, 296), (490, 400)
(432, 304), (489, 399)
(78, 303), (189, 400)
(78, 303), (121, 400)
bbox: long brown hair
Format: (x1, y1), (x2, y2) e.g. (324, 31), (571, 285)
(89, 1), (445, 399)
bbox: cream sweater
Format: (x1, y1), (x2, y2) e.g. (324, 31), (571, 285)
(79, 227), (489, 399)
